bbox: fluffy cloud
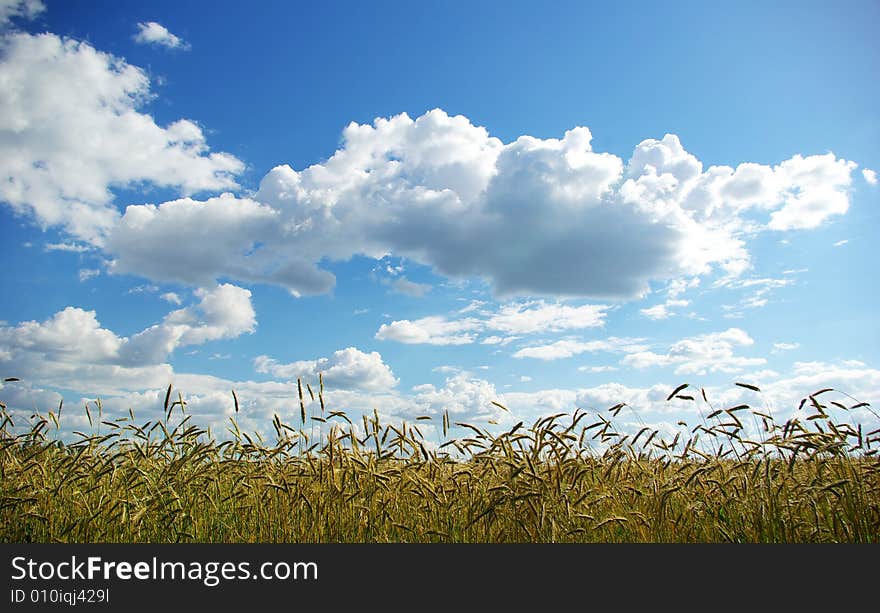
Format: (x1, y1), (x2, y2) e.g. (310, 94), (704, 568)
(376, 316), (481, 345)
(253, 347), (398, 392)
(622, 328), (765, 375)
(92, 109), (861, 299)
(122, 284), (256, 365)
(0, 0), (43, 26)
(410, 373), (506, 421)
(133, 21), (188, 50)
(0, 32), (242, 243)
(0, 284), (255, 393)
(863, 169), (877, 185)
(103, 194), (321, 290)
(766, 154), (856, 230)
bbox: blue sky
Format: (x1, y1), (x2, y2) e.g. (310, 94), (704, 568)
(1, 0), (878, 441)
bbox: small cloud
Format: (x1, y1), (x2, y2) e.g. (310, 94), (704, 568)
(833, 239), (848, 247)
(209, 353), (231, 360)
(160, 292), (182, 305)
(45, 242), (92, 253)
(640, 299), (690, 320)
(519, 375), (532, 382)
(481, 335), (519, 346)
(127, 284), (159, 295)
(134, 21), (189, 50)
(577, 365), (618, 373)
(391, 276), (432, 297)
(863, 168), (878, 185)
(353, 308), (370, 315)
(0, 0), (45, 26)
(78, 268), (100, 282)
(432, 365), (460, 374)
(772, 342), (800, 353)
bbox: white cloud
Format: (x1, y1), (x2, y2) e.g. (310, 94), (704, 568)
(622, 328), (765, 375)
(0, 32), (243, 243)
(863, 168), (878, 185)
(577, 365), (618, 373)
(0, 0), (43, 26)
(123, 284), (255, 364)
(772, 342), (800, 353)
(253, 347), (398, 392)
(833, 239), (848, 247)
(411, 373), (506, 421)
(375, 316), (481, 345)
(718, 276), (793, 316)
(513, 337), (647, 361)
(640, 298), (690, 320)
(44, 241), (92, 253)
(90, 110), (860, 299)
(133, 21), (189, 50)
(480, 335), (518, 346)
(78, 268), (100, 282)
(0, 284), (255, 395)
(375, 300), (608, 346)
(160, 292), (182, 305)
(104, 194), (312, 291)
(486, 301), (607, 334)
(766, 154), (856, 230)
(391, 276), (431, 297)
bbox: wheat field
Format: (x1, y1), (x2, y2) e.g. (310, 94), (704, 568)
(1, 380), (878, 543)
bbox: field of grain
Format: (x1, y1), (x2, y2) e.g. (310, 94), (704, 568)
(1, 380), (878, 543)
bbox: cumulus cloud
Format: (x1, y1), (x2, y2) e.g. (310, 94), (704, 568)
(0, 32), (242, 243)
(410, 373), (506, 421)
(0, 0), (43, 26)
(766, 154), (856, 230)
(91, 109), (861, 299)
(133, 21), (189, 50)
(160, 292), (182, 305)
(863, 169), (877, 185)
(253, 347), (398, 392)
(0, 284), (255, 393)
(103, 194), (321, 290)
(622, 328), (765, 375)
(122, 284), (255, 365)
